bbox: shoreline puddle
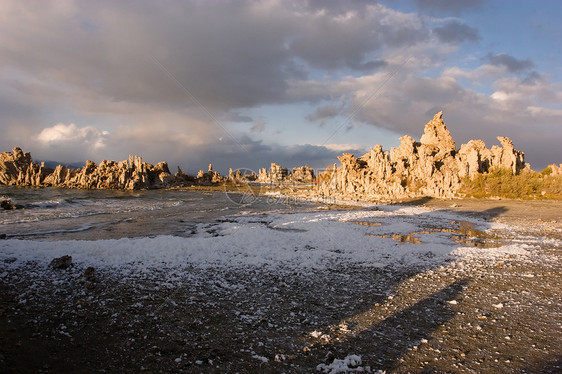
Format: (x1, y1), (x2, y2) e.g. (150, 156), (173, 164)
(354, 220), (501, 248)
(350, 221), (382, 227)
(375, 233), (422, 244)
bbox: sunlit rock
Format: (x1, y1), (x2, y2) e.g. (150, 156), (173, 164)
(316, 111), (527, 200)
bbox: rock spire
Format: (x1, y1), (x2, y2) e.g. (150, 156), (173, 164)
(316, 112), (526, 200)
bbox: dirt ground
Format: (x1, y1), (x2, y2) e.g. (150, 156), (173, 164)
(402, 197), (562, 228)
(0, 198), (561, 373)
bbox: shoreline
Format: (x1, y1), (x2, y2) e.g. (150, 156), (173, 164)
(4, 180), (562, 219)
(197, 182), (562, 226)
(0, 186), (561, 372)
(3, 182), (562, 229)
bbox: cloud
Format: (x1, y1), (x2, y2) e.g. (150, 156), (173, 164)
(0, 1), (559, 173)
(413, 0), (484, 13)
(486, 53), (535, 73)
(250, 120), (266, 133)
(174, 137), (366, 175)
(337, 68), (562, 169)
(304, 0), (373, 14)
(34, 123), (110, 162)
(432, 21), (480, 43)
(315, 143), (367, 154)
(289, 3), (426, 71)
(38, 123), (109, 149)
(306, 104), (341, 125)
(522, 71), (543, 85)
(225, 112), (254, 123)
(0, 1), (292, 113)
(0, 0), (432, 118)
(350, 59), (388, 72)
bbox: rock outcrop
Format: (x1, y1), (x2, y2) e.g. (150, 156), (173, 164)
(1, 197), (15, 210)
(228, 168), (257, 184)
(289, 166), (315, 184)
(316, 112), (527, 200)
(257, 163), (314, 184)
(195, 164), (223, 185)
(0, 147), (51, 186)
(0, 147), (180, 190)
(257, 163), (288, 184)
(0, 112), (533, 197)
(547, 164), (562, 176)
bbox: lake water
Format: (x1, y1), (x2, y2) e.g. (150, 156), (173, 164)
(0, 186), (316, 241)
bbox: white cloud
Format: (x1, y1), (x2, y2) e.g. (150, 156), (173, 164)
(490, 91), (508, 101)
(313, 143), (367, 153)
(37, 123), (109, 150)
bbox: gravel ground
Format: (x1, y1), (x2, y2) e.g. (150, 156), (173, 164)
(0, 199), (561, 373)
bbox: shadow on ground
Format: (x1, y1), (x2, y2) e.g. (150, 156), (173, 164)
(1, 200), (560, 373)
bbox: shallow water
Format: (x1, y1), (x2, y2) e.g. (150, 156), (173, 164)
(0, 186), (317, 240)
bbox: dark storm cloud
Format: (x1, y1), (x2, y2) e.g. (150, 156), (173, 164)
(0, 0), (428, 117)
(0, 0), (430, 166)
(177, 135), (366, 174)
(486, 53), (535, 73)
(432, 21), (480, 43)
(0, 1), (293, 113)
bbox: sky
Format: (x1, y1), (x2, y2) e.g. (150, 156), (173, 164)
(1, 0), (561, 174)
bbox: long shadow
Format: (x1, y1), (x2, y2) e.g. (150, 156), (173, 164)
(0, 195), (514, 373)
(401, 196), (509, 222)
(223, 202), (514, 374)
(294, 201), (510, 371)
(400, 196), (435, 206)
(310, 279), (468, 371)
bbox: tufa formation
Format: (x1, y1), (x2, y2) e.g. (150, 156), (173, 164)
(0, 148), (313, 190)
(316, 112), (527, 200)
(0, 149), (175, 189)
(2, 112), (555, 198)
(0, 149), (193, 189)
(257, 163), (315, 184)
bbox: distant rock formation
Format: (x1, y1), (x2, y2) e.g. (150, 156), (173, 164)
(316, 112), (527, 200)
(227, 168), (257, 184)
(195, 164), (223, 185)
(0, 147), (180, 190)
(258, 163), (288, 184)
(0, 112), (537, 197)
(289, 166), (315, 184)
(257, 163), (314, 184)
